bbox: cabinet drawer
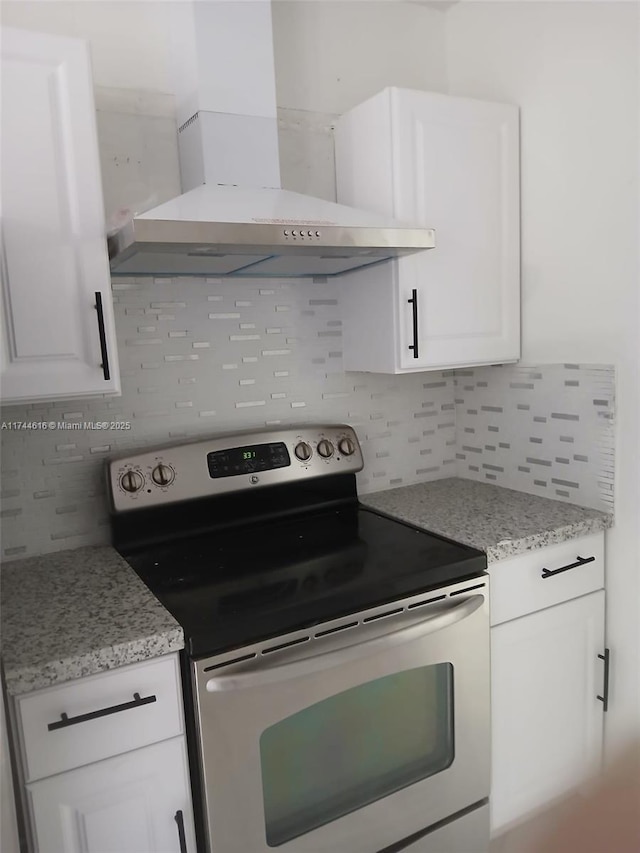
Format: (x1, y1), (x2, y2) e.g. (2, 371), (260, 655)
(489, 533), (604, 626)
(16, 654), (183, 782)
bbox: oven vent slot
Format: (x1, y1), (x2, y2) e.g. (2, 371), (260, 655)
(408, 594), (447, 610)
(363, 606), (404, 623)
(201, 580), (485, 671)
(315, 620), (359, 638)
(449, 582), (486, 597)
(203, 652), (257, 672)
(262, 635), (310, 655)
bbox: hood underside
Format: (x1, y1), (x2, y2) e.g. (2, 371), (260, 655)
(108, 185), (435, 278)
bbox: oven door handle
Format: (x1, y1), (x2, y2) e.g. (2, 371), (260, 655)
(205, 594), (484, 692)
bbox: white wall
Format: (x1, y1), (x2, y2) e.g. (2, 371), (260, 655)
(1, 0), (177, 92)
(272, 0), (446, 199)
(2, 0), (448, 113)
(272, 0), (446, 115)
(1, 0), (447, 206)
(445, 0), (640, 754)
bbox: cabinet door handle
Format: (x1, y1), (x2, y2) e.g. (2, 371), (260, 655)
(94, 291), (111, 381)
(407, 289), (419, 359)
(174, 810), (188, 853)
(47, 692), (157, 731)
(597, 648), (610, 712)
(540, 555), (595, 579)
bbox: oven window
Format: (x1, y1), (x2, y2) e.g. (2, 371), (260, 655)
(259, 664), (454, 847)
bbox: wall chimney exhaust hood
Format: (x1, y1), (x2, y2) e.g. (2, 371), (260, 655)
(107, 1), (435, 279)
(108, 185), (435, 278)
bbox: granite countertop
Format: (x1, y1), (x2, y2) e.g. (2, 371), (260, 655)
(1, 545), (183, 696)
(360, 478), (613, 562)
(1, 481), (613, 695)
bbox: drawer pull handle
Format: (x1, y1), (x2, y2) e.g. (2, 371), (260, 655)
(541, 555), (595, 579)
(408, 289), (419, 359)
(47, 692), (157, 731)
(597, 648), (610, 712)
(175, 810), (188, 853)
(94, 291), (111, 381)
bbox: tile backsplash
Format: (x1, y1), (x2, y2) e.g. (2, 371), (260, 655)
(0, 276), (614, 561)
(0, 276), (456, 560)
(454, 364), (615, 512)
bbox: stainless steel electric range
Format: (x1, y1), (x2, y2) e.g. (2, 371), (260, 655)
(109, 425), (490, 853)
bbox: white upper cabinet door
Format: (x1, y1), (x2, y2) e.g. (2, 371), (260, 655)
(392, 90), (520, 370)
(335, 87), (520, 373)
(0, 28), (120, 403)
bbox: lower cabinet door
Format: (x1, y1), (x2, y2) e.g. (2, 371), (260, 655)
(490, 590), (605, 835)
(27, 737), (195, 853)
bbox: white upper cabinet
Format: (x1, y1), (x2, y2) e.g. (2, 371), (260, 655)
(335, 87), (520, 373)
(0, 28), (120, 404)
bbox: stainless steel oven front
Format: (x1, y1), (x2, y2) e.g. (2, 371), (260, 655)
(191, 575), (490, 853)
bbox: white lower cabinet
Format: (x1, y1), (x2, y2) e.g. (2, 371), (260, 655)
(27, 737), (194, 853)
(9, 654), (195, 853)
(489, 536), (607, 836)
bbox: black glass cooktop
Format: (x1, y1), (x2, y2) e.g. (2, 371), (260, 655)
(120, 505), (486, 658)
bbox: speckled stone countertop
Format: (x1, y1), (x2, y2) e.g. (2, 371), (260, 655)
(360, 478), (613, 563)
(1, 546), (183, 696)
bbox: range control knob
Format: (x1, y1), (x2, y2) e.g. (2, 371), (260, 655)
(151, 463), (175, 487)
(295, 441), (312, 461)
(338, 437), (356, 457)
(120, 470), (144, 493)
(317, 439), (335, 459)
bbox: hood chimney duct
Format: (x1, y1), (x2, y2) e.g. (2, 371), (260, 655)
(172, 0), (281, 191)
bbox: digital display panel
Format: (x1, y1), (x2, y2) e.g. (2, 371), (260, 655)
(207, 442), (291, 479)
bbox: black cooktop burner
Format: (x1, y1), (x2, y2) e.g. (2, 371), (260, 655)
(120, 504), (485, 658)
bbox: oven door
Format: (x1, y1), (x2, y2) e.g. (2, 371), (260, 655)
(192, 580), (490, 853)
